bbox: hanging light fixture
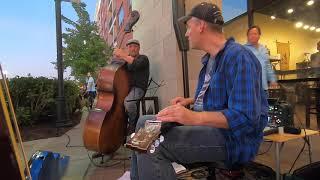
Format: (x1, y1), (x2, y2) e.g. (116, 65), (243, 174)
(295, 22), (303, 28)
(307, 0), (314, 6)
(287, 8), (294, 14)
(310, 26), (316, 31)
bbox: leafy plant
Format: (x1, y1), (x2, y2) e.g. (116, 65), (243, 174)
(61, 2), (112, 81)
(9, 76), (81, 126)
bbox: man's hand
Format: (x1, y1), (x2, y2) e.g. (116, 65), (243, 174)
(113, 48), (134, 64)
(170, 97), (194, 106)
(113, 48), (128, 59)
(157, 104), (229, 128)
(156, 104), (199, 125)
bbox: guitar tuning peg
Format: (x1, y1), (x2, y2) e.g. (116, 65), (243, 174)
(154, 139), (160, 147)
(130, 133), (135, 139)
(159, 135), (164, 143)
(149, 144), (156, 154)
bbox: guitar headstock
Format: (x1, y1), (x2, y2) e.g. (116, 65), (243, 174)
(124, 10), (140, 33)
(110, 10), (140, 63)
(125, 121), (181, 153)
(125, 120), (163, 153)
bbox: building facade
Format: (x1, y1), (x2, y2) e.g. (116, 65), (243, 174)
(95, 0), (133, 48)
(95, 0), (222, 109)
(131, 0), (221, 109)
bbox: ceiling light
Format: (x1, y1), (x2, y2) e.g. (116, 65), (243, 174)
(270, 16), (276, 20)
(295, 22), (303, 28)
(307, 0), (314, 6)
(310, 26), (316, 31)
(303, 25), (310, 29)
(287, 8), (294, 14)
(316, 28), (320, 32)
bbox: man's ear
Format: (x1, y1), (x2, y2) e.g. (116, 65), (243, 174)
(199, 21), (206, 33)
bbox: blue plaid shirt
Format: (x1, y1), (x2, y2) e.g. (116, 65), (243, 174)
(194, 38), (268, 166)
(244, 43), (277, 90)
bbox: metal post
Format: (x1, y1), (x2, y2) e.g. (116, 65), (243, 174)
(181, 50), (189, 98)
(55, 0), (71, 129)
(275, 142), (281, 180)
(247, 0), (254, 27)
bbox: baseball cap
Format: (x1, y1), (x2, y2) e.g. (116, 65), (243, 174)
(178, 2), (224, 25)
(126, 39), (140, 46)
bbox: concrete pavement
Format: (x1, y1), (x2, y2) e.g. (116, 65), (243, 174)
(23, 109), (131, 180)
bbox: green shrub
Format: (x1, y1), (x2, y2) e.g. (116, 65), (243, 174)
(15, 107), (32, 126)
(9, 76), (81, 126)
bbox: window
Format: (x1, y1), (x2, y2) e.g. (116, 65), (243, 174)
(224, 0), (320, 129)
(110, 27), (113, 35)
(223, 1), (248, 45)
(108, 0), (112, 12)
(128, 0), (132, 10)
(252, 0), (320, 71)
(222, 0), (247, 22)
(108, 18), (113, 31)
(118, 5), (125, 27)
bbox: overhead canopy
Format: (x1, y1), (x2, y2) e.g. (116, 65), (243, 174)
(253, 0), (320, 27)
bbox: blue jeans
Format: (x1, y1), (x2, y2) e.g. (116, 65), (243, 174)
(130, 115), (226, 180)
(124, 87), (145, 123)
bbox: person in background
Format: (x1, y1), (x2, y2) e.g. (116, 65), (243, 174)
(310, 40), (320, 77)
(244, 25), (278, 95)
(86, 72), (96, 109)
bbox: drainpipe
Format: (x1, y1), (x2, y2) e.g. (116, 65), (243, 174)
(172, 0), (190, 98)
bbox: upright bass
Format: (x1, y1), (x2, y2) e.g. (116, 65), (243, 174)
(83, 11), (140, 154)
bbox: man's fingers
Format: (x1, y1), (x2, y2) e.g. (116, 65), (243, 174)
(157, 107), (174, 117)
(156, 116), (177, 122)
(170, 98), (179, 105)
(158, 104), (181, 115)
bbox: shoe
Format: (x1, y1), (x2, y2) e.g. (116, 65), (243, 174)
(92, 152), (104, 159)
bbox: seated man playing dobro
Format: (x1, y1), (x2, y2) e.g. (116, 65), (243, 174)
(129, 2), (268, 180)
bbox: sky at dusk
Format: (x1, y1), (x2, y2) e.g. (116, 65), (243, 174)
(0, 0), (246, 78)
(0, 0), (96, 78)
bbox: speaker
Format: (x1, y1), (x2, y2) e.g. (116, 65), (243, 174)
(292, 161), (320, 179)
(28, 150), (69, 180)
(172, 0), (189, 51)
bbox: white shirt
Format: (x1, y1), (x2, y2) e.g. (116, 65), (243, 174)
(86, 76), (96, 92)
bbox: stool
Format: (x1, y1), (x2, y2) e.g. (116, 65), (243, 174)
(305, 87), (320, 129)
(141, 96), (159, 115)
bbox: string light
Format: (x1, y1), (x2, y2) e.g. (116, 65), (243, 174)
(310, 26), (316, 31)
(307, 0), (314, 6)
(295, 22), (303, 28)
